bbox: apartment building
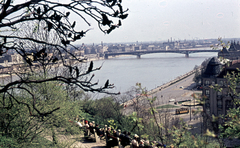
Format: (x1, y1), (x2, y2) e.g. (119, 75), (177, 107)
(201, 57), (240, 134)
(202, 57), (240, 117)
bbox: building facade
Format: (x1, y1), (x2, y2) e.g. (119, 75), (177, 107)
(218, 41), (240, 60)
(202, 57), (240, 117)
(201, 57), (240, 132)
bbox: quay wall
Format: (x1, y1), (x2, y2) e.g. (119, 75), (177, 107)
(123, 67), (198, 106)
(147, 68), (198, 95)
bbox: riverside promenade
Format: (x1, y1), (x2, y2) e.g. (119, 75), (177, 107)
(149, 68), (198, 95)
(122, 68), (199, 115)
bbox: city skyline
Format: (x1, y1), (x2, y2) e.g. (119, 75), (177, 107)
(16, 0), (240, 44)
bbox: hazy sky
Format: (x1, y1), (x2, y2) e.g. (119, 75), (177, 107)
(16, 0), (240, 44)
(79, 0), (240, 44)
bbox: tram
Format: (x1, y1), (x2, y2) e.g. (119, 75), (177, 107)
(175, 108), (189, 114)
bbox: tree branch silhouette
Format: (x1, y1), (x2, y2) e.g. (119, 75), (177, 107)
(0, 0), (127, 117)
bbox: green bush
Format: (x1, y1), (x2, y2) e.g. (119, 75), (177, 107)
(0, 135), (18, 148)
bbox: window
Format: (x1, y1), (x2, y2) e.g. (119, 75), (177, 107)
(217, 91), (222, 97)
(223, 81), (227, 87)
(205, 102), (210, 107)
(218, 110), (222, 116)
(206, 108), (210, 115)
(205, 80), (210, 85)
(226, 100), (233, 110)
(205, 89), (210, 96)
(219, 80), (223, 86)
(217, 100), (222, 108)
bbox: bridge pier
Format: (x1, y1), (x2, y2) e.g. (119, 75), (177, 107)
(137, 54), (141, 59)
(185, 52), (189, 58)
(104, 54), (108, 59)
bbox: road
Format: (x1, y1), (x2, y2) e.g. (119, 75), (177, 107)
(153, 74), (196, 105)
(122, 73), (199, 115)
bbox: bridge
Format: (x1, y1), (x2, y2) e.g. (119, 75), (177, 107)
(104, 49), (220, 59)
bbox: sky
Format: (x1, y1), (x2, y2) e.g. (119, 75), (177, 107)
(16, 0), (240, 44)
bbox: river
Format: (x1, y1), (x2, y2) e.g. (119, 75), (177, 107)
(91, 52), (217, 96)
(0, 51), (217, 98)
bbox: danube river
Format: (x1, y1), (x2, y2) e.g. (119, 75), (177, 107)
(91, 52), (217, 96)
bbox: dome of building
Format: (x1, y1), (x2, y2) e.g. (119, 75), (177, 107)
(202, 57), (222, 78)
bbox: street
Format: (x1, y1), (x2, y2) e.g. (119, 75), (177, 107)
(154, 74), (196, 105)
(122, 73), (200, 115)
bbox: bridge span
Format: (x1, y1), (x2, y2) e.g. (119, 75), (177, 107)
(104, 49), (220, 59)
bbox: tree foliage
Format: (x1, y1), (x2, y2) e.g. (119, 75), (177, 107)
(0, 0), (128, 145)
(0, 72), (84, 145)
(218, 70), (240, 140)
(193, 65), (201, 84)
(0, 0), (128, 117)
(202, 58), (240, 147)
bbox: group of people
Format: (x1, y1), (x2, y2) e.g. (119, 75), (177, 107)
(82, 120), (166, 148)
(129, 133), (166, 148)
(105, 126), (132, 148)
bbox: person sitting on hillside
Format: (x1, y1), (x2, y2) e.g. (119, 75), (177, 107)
(132, 134), (139, 148)
(144, 140), (153, 148)
(84, 120), (89, 127)
(139, 139), (145, 148)
(95, 124), (104, 137)
(75, 118), (82, 127)
(119, 131), (126, 139)
(119, 131), (126, 146)
(120, 131), (132, 147)
(106, 127), (112, 140)
(89, 122), (95, 134)
(113, 129), (120, 138)
(83, 120), (89, 136)
(106, 129), (120, 148)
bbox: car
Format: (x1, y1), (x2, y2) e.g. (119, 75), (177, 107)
(179, 86), (184, 89)
(169, 99), (175, 102)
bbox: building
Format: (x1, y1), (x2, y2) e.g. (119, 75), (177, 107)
(218, 41), (240, 60)
(202, 57), (225, 116)
(201, 57), (240, 132)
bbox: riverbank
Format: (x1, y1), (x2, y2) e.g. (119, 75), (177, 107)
(122, 67), (198, 107)
(148, 67), (198, 95)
